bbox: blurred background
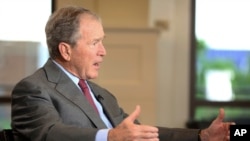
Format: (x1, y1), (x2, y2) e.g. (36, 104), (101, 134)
(0, 0), (250, 130)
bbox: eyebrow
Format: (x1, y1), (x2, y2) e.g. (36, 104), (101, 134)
(93, 35), (106, 42)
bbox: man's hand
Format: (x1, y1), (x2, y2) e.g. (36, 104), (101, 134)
(108, 105), (159, 141)
(200, 108), (235, 141)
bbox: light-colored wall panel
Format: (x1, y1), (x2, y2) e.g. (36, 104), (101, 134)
(149, 0), (192, 128)
(55, 0), (148, 28)
(97, 0), (148, 28)
(93, 28), (159, 125)
(55, 0), (97, 12)
(99, 44), (142, 85)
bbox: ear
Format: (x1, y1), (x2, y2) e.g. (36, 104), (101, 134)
(58, 42), (71, 61)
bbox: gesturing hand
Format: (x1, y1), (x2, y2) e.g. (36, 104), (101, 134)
(200, 108), (235, 141)
(108, 105), (159, 141)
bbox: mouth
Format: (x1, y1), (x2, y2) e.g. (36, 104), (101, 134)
(93, 59), (103, 69)
(93, 62), (101, 69)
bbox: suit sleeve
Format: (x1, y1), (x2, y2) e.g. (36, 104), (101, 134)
(11, 79), (97, 141)
(158, 126), (200, 141)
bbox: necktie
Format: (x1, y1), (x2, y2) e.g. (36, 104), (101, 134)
(78, 79), (99, 114)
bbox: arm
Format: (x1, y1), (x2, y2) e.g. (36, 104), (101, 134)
(11, 79), (97, 141)
(199, 108), (235, 141)
(157, 108), (234, 141)
(108, 105), (159, 141)
(158, 127), (200, 141)
(12, 78), (158, 141)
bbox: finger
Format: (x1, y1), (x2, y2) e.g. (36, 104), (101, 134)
(139, 125), (159, 133)
(230, 122), (236, 125)
(214, 108), (225, 122)
(136, 138), (159, 141)
(134, 127), (159, 140)
(226, 122), (236, 128)
(225, 122), (236, 133)
(126, 105), (141, 122)
(139, 131), (159, 138)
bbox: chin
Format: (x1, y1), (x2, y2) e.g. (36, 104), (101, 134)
(88, 74), (98, 79)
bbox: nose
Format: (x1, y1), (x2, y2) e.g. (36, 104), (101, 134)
(98, 42), (106, 57)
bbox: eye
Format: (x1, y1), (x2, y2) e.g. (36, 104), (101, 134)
(93, 41), (98, 46)
(90, 38), (103, 48)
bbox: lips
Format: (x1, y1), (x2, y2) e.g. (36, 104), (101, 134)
(93, 59), (103, 69)
(94, 63), (99, 66)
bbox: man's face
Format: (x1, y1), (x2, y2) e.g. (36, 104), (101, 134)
(68, 15), (106, 79)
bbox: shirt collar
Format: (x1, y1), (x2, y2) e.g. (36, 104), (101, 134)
(52, 60), (79, 87)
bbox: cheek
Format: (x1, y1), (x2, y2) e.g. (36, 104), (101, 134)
(76, 49), (96, 69)
(81, 55), (94, 70)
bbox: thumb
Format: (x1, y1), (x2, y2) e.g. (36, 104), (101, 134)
(126, 105), (141, 122)
(214, 108), (225, 123)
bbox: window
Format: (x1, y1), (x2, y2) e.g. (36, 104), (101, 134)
(189, 0), (250, 128)
(0, 0), (54, 129)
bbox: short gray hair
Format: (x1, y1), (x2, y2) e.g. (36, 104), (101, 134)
(45, 6), (100, 59)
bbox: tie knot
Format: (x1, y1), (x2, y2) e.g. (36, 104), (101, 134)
(78, 79), (88, 89)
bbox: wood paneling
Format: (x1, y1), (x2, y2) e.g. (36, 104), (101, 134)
(54, 0), (148, 28)
(93, 28), (159, 125)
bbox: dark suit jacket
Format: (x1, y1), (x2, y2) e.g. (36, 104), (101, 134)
(11, 59), (199, 141)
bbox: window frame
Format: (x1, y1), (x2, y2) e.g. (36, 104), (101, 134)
(188, 0), (250, 128)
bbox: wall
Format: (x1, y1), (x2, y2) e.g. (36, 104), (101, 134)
(55, 0), (148, 28)
(95, 28), (159, 125)
(56, 0), (159, 125)
(55, 0), (192, 128)
(149, 0), (191, 128)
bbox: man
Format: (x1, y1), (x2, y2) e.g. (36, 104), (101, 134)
(11, 6), (233, 141)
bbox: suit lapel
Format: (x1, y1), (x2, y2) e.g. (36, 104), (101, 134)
(44, 59), (107, 129)
(88, 82), (119, 127)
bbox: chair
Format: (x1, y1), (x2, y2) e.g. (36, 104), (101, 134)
(0, 129), (14, 141)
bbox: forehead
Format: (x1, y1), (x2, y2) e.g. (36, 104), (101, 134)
(79, 14), (102, 29)
(79, 15), (104, 38)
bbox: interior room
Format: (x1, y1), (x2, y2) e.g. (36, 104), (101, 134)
(0, 0), (250, 133)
